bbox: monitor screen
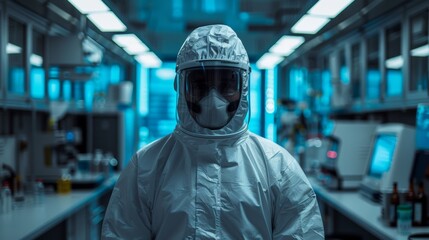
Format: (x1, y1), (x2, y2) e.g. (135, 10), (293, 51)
(368, 134), (397, 178)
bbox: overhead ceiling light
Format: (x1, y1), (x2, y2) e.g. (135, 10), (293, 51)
(87, 11), (127, 32)
(113, 34), (149, 54)
(30, 54), (43, 67)
(385, 56), (403, 69)
(155, 68), (176, 80)
(123, 44), (150, 55)
(291, 14), (330, 34)
(6, 43), (22, 54)
(269, 35), (305, 56)
(67, 0), (109, 14)
(256, 53), (284, 69)
(308, 0), (354, 18)
(113, 34), (142, 46)
(411, 44), (429, 57)
(135, 52), (162, 68)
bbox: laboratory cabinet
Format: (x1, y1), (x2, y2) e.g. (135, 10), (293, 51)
(406, 4), (429, 101)
(282, 0), (429, 117)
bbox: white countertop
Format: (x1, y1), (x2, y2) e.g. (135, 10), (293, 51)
(311, 178), (429, 240)
(0, 175), (117, 240)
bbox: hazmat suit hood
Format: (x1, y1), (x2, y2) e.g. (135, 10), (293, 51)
(176, 24), (251, 138)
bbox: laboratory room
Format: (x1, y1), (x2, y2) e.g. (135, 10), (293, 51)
(1, 0), (429, 239)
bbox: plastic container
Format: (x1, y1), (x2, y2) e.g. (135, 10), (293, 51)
(1, 182), (13, 214)
(57, 170), (72, 194)
(34, 179), (45, 204)
(397, 204), (412, 235)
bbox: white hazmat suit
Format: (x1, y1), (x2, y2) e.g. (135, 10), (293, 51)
(102, 24), (324, 239)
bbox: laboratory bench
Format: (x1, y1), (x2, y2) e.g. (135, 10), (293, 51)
(0, 175), (118, 240)
(310, 177), (429, 240)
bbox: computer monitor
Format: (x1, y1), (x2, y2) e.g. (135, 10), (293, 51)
(360, 124), (416, 202)
(368, 134), (397, 178)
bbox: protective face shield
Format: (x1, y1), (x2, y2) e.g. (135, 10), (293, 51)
(175, 24), (251, 136)
(183, 66), (245, 129)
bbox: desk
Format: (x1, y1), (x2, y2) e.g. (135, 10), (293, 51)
(311, 178), (429, 240)
(0, 175), (117, 240)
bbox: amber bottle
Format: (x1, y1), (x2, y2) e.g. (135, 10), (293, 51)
(390, 182), (400, 227)
(406, 179), (415, 225)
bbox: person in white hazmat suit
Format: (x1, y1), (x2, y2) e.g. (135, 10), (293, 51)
(102, 24), (324, 239)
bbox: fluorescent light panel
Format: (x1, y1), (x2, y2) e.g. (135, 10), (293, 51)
(30, 54), (43, 66)
(155, 68), (176, 80)
(291, 14), (330, 34)
(123, 45), (150, 55)
(68, 0), (109, 14)
(269, 35), (305, 56)
(6, 43), (22, 54)
(113, 34), (149, 54)
(113, 34), (141, 46)
(385, 56), (403, 69)
(87, 11), (127, 32)
(135, 52), (162, 68)
(256, 53), (284, 69)
(411, 44), (429, 57)
(308, 0), (354, 18)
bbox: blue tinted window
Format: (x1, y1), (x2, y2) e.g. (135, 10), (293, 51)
(366, 70), (381, 99)
(289, 67), (306, 102)
(48, 79), (60, 100)
(321, 70), (332, 106)
(30, 68), (45, 98)
(8, 68), (25, 94)
(340, 66), (350, 84)
(63, 80), (72, 101)
(74, 82), (83, 101)
(366, 35), (380, 100)
(8, 19), (26, 96)
(110, 65), (121, 84)
(386, 69), (402, 97)
(249, 65), (261, 135)
(146, 63), (176, 141)
(85, 81), (94, 110)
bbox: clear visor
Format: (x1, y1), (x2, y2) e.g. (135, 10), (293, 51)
(184, 67), (243, 104)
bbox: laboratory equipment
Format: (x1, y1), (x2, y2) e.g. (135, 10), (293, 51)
(0, 136), (18, 192)
(318, 120), (379, 190)
(0, 136), (17, 176)
(303, 138), (328, 174)
(33, 129), (106, 189)
(33, 129), (79, 180)
(360, 124), (416, 202)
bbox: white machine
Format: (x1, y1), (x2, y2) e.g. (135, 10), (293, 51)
(360, 124), (416, 202)
(318, 120), (379, 190)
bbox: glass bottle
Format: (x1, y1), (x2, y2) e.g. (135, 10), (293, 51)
(390, 182), (400, 227)
(406, 179), (415, 225)
(34, 179), (45, 204)
(414, 181), (427, 226)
